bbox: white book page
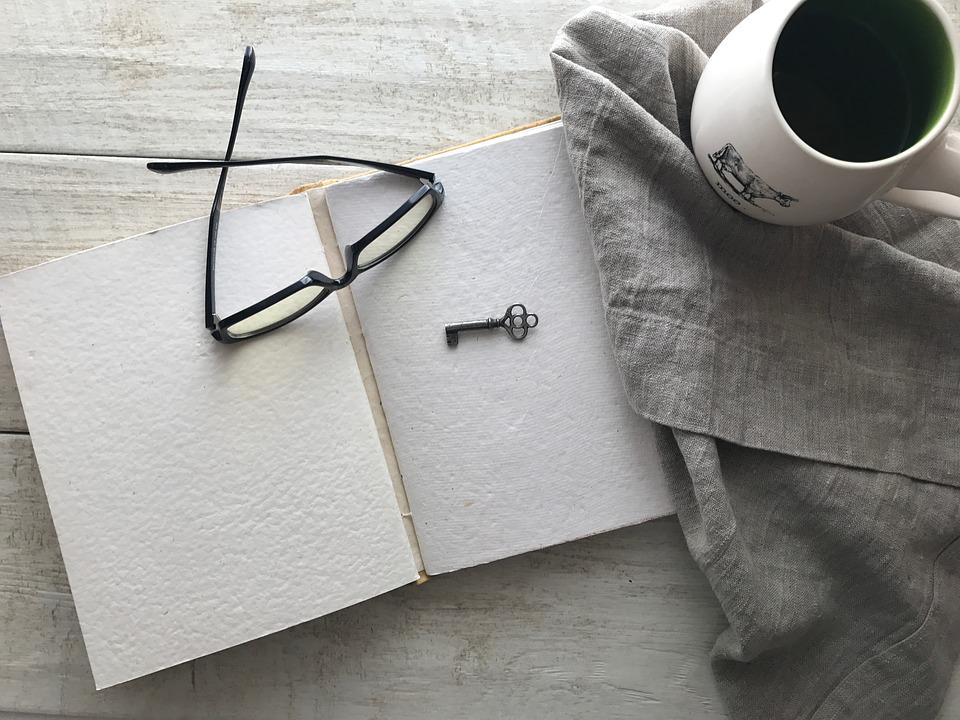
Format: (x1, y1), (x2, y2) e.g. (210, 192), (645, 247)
(0, 194), (418, 689)
(325, 125), (674, 576)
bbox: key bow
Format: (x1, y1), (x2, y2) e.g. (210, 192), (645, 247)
(500, 303), (539, 341)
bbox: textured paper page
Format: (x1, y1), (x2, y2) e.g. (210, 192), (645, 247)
(325, 124), (675, 575)
(0, 194), (418, 689)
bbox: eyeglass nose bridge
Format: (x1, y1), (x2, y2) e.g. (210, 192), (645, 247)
(306, 269), (351, 288)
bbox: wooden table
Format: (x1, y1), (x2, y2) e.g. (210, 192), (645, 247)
(2, 2), (959, 718)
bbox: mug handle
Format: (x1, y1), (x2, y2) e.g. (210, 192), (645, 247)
(880, 130), (960, 217)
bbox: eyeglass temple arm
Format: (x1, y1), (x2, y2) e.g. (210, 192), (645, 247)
(206, 45), (256, 330)
(147, 155), (436, 183)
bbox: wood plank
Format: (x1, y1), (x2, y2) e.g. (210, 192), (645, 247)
(0, 153), (352, 276)
(0, 0), (645, 159)
(0, 152), (352, 432)
(0, 330), (25, 433)
(0, 432), (728, 718)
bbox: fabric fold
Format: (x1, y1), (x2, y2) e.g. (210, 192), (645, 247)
(551, 3), (960, 487)
(551, 2), (960, 718)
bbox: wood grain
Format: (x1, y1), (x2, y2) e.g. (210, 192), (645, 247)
(1, 0), (645, 160)
(0, 331), (25, 433)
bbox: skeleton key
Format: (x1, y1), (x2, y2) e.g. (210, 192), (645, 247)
(445, 303), (539, 347)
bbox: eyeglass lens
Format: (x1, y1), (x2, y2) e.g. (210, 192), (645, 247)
(224, 285), (328, 337)
(356, 191), (436, 269)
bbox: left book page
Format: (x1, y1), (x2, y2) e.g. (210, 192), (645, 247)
(0, 194), (419, 689)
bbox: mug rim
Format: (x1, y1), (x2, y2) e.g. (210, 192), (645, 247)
(766, 0), (960, 170)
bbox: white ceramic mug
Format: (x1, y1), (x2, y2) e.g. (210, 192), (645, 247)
(691, 0), (960, 226)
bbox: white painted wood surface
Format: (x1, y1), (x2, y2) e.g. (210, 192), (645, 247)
(2, 1), (959, 717)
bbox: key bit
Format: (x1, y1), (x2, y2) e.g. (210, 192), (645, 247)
(445, 303), (539, 347)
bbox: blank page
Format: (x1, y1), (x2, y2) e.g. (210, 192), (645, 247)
(0, 194), (418, 688)
(325, 124), (674, 575)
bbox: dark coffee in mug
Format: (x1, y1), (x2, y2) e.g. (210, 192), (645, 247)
(773, 0), (954, 162)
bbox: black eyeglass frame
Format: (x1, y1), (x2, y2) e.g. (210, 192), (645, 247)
(147, 46), (444, 343)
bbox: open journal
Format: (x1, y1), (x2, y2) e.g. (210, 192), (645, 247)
(0, 121), (673, 689)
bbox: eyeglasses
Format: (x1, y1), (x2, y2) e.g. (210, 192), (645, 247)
(147, 47), (444, 342)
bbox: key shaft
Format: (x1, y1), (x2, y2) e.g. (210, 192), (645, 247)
(444, 318), (499, 346)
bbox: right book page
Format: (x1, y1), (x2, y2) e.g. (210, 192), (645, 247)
(325, 123), (674, 575)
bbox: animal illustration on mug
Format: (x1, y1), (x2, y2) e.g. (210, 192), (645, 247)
(708, 143), (798, 210)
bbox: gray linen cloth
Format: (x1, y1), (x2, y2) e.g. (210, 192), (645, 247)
(551, 2), (960, 718)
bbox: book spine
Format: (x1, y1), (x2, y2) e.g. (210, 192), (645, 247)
(306, 191), (428, 577)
